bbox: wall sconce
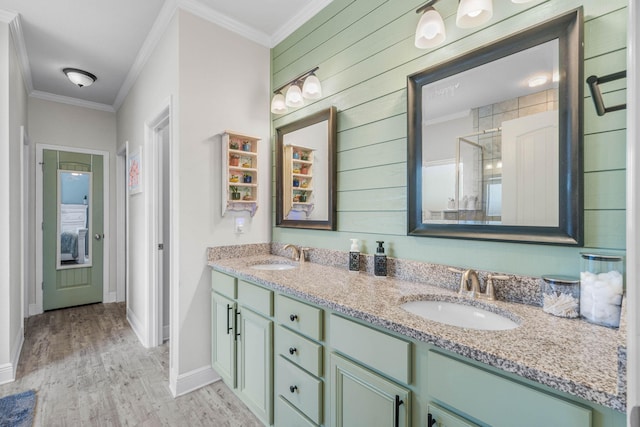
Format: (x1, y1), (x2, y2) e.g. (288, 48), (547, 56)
(271, 67), (322, 114)
(417, 0), (538, 49)
(63, 68), (97, 87)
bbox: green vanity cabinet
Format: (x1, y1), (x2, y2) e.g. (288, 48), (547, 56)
(211, 271), (274, 426)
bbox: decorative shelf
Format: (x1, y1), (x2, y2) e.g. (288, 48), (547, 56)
(283, 144), (315, 219)
(221, 131), (260, 217)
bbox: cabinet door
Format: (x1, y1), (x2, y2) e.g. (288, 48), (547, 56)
(238, 307), (273, 426)
(330, 353), (410, 427)
(211, 292), (236, 387)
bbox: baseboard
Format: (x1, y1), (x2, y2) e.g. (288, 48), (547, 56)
(29, 303), (43, 316)
(104, 291), (117, 303)
(0, 326), (24, 384)
(126, 307), (149, 348)
(170, 365), (221, 397)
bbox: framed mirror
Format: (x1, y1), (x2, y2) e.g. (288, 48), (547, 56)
(407, 8), (583, 245)
(57, 170), (92, 269)
(276, 106), (337, 230)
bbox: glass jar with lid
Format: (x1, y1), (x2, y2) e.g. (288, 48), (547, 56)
(541, 275), (580, 318)
(580, 253), (624, 327)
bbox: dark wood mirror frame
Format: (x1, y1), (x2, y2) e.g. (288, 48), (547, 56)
(407, 8), (583, 245)
(276, 106), (337, 230)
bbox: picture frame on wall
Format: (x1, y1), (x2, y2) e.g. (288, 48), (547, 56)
(128, 147), (142, 195)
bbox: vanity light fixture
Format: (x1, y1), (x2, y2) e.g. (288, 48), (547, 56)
(63, 68), (97, 88)
(415, 2), (446, 48)
(271, 67), (322, 114)
(456, 0), (493, 28)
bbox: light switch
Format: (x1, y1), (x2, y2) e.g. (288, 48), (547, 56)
(234, 216), (245, 234)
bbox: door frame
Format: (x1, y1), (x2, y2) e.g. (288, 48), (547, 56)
(35, 144), (110, 314)
(143, 97), (176, 350)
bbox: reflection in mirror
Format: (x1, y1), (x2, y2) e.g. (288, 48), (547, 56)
(276, 106), (337, 230)
(57, 170), (92, 269)
(408, 8), (583, 245)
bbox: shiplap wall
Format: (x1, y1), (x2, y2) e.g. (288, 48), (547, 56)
(271, 0), (627, 277)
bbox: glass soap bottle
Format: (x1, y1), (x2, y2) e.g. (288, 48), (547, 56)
(580, 253), (624, 328)
(541, 275), (580, 318)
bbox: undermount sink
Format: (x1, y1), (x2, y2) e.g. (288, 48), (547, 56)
(401, 300), (519, 331)
(250, 263), (296, 271)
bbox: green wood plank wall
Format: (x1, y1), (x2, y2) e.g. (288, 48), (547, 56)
(271, 0), (627, 277)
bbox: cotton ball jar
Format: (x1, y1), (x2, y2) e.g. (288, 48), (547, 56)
(580, 253), (624, 328)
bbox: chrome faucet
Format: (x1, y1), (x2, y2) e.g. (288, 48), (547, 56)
(283, 244), (300, 261)
(448, 268), (509, 301)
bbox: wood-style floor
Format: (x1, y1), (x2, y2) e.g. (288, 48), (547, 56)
(0, 303), (262, 426)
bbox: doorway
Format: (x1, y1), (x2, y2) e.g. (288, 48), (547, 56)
(35, 145), (110, 313)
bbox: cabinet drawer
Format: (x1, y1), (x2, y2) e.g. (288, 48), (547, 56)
(238, 280), (273, 317)
(211, 270), (236, 298)
(428, 352), (592, 427)
(276, 325), (323, 376)
(277, 356), (323, 424)
(277, 396), (317, 427)
(276, 295), (323, 341)
(329, 314), (411, 384)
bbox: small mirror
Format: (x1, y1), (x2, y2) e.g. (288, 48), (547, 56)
(276, 107), (337, 230)
(407, 9), (583, 245)
(57, 170), (92, 269)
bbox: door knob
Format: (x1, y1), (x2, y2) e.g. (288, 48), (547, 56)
(94, 233), (103, 240)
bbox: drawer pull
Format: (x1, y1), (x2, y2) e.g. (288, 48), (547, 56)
(289, 385), (298, 393)
(394, 395), (404, 427)
(288, 347), (298, 355)
(427, 413), (436, 427)
(289, 314), (298, 322)
(234, 310), (241, 340)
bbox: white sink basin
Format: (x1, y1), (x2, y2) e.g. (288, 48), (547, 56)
(250, 263), (296, 271)
(401, 300), (519, 331)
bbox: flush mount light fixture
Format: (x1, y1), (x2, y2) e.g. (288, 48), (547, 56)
(63, 68), (97, 88)
(271, 67), (322, 114)
(415, 2), (446, 48)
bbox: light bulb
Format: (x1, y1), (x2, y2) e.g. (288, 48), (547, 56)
(456, 0), (493, 28)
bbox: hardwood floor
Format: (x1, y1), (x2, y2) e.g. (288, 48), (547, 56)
(0, 303), (262, 426)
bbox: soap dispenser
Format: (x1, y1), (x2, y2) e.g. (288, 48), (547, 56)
(349, 238), (360, 272)
(374, 241), (387, 276)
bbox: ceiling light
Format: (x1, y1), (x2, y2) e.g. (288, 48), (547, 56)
(270, 92), (287, 114)
(528, 75), (548, 88)
(271, 67), (323, 114)
(415, 4), (446, 49)
(456, 0), (493, 28)
(63, 68), (97, 88)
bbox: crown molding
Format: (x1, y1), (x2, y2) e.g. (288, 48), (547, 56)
(30, 90), (116, 113)
(270, 0), (334, 47)
(178, 0), (271, 47)
(112, 0), (179, 110)
(0, 11), (34, 93)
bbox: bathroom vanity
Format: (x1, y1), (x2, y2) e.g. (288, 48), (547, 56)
(209, 255), (625, 427)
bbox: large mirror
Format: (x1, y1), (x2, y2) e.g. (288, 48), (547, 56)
(276, 106), (337, 230)
(407, 8), (583, 245)
(57, 170), (92, 269)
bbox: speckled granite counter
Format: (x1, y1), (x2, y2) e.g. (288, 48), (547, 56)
(209, 254), (626, 411)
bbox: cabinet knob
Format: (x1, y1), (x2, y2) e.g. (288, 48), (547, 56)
(289, 385), (298, 393)
(288, 347), (297, 355)
(289, 314), (298, 322)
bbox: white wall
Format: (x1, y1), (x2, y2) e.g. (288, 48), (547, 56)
(0, 18), (28, 384)
(176, 9), (271, 376)
(27, 97), (117, 308)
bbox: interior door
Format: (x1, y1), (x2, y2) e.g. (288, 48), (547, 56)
(42, 149), (104, 310)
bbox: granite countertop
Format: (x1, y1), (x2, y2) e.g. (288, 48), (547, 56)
(209, 254), (626, 411)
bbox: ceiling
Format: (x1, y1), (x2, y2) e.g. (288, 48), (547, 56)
(0, 0), (332, 112)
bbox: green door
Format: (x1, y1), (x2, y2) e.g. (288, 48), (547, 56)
(43, 149), (104, 310)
